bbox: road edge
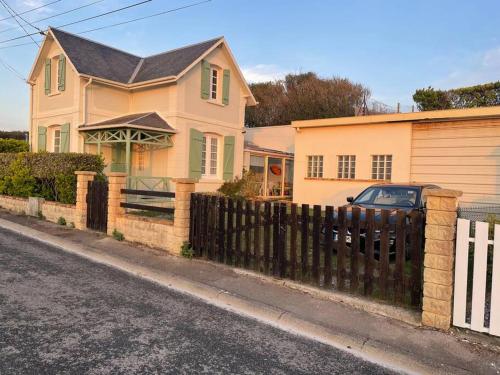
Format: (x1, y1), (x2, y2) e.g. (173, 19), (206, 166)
(0, 218), (450, 375)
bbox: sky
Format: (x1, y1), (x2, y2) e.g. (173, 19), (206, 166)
(0, 0), (499, 130)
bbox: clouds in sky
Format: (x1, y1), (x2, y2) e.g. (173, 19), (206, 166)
(241, 64), (287, 83)
(436, 46), (500, 89)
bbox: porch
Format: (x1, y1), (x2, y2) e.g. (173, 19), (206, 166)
(79, 113), (175, 190)
(244, 142), (294, 199)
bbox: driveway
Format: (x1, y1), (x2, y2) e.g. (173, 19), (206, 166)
(0, 228), (395, 374)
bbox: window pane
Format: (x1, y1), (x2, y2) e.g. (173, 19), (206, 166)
(210, 137), (218, 175)
(201, 136), (207, 175)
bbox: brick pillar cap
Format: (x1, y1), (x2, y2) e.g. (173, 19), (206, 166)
(106, 172), (128, 177)
(172, 178), (198, 184)
(75, 171), (97, 176)
(423, 189), (463, 198)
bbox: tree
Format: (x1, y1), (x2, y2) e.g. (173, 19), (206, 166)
(413, 81), (500, 111)
(245, 72), (370, 127)
(0, 130), (28, 140)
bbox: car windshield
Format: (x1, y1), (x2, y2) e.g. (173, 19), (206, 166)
(353, 186), (419, 207)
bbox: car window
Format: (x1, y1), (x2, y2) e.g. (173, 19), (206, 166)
(354, 186), (418, 207)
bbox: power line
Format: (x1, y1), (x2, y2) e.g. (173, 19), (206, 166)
(1, 0), (43, 32)
(0, 0), (152, 44)
(0, 0), (63, 22)
(0, 55), (25, 81)
(0, 0), (40, 46)
(0, 0), (212, 50)
(78, 0), (211, 35)
(0, 0), (106, 35)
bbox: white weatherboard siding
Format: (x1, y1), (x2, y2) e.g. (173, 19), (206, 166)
(410, 119), (500, 207)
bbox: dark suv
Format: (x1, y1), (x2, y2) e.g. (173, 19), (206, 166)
(330, 183), (439, 258)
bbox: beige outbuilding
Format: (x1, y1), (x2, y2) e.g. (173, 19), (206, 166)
(292, 106), (500, 208)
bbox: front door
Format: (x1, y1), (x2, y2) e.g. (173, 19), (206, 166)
(111, 143), (126, 172)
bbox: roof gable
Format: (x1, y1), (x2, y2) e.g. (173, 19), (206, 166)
(29, 28), (256, 104)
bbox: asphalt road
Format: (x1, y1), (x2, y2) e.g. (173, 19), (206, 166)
(0, 228), (397, 374)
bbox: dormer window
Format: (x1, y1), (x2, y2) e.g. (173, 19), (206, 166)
(210, 67), (218, 100)
(201, 60), (230, 105)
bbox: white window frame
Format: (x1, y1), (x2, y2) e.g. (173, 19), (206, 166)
(307, 155), (323, 178)
(337, 155), (356, 179)
(201, 134), (220, 178)
(210, 67), (219, 101)
(372, 155), (392, 180)
(53, 127), (61, 153)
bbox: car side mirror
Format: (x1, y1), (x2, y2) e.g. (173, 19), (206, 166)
(347, 196), (354, 203)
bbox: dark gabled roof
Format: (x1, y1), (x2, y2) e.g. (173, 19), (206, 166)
(51, 28), (141, 84)
(79, 112), (176, 133)
(50, 28), (222, 84)
(132, 38), (223, 83)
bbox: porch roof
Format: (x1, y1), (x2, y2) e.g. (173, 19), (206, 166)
(244, 141), (294, 158)
(79, 112), (176, 133)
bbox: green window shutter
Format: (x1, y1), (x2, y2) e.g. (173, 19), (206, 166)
(60, 123), (70, 152)
(201, 60), (210, 99)
(37, 126), (47, 151)
(189, 128), (203, 179)
(44, 58), (51, 95)
(58, 54), (66, 92)
(223, 135), (235, 181)
(222, 69), (230, 105)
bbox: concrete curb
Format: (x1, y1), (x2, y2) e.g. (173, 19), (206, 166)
(0, 218), (450, 375)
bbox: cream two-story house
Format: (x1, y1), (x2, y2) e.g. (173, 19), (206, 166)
(28, 27), (256, 191)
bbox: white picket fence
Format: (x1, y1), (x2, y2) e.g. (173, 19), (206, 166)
(453, 218), (500, 336)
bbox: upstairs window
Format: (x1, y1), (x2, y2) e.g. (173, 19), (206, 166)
(372, 155), (392, 180)
(210, 67), (218, 100)
(337, 155), (356, 179)
(307, 155), (323, 178)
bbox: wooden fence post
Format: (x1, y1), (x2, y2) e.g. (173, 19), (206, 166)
(422, 189), (462, 330)
(74, 171), (96, 230)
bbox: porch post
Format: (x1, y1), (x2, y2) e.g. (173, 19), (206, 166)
(125, 128), (131, 175)
(96, 131), (101, 156)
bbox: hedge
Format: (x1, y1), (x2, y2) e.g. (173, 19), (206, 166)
(0, 152), (104, 204)
(0, 138), (29, 153)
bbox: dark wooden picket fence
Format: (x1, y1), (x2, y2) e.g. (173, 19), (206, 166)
(189, 193), (425, 309)
(86, 180), (108, 232)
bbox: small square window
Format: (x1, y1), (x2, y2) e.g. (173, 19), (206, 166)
(371, 155), (392, 180)
(337, 155), (355, 179)
(307, 155), (323, 178)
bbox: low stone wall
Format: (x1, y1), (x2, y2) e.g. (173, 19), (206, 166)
(0, 195), (28, 214)
(0, 195), (76, 225)
(115, 214), (175, 252)
(42, 201), (76, 225)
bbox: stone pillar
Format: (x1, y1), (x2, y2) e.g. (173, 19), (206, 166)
(106, 172), (127, 236)
(172, 178), (197, 254)
(422, 189), (462, 330)
(74, 171), (96, 230)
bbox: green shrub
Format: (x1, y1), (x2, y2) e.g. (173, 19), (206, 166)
(0, 152), (104, 204)
(218, 170), (261, 200)
(112, 229), (125, 241)
(180, 242), (194, 259)
(0, 139), (28, 153)
(0, 155), (36, 197)
(55, 174), (76, 204)
(57, 217), (66, 226)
